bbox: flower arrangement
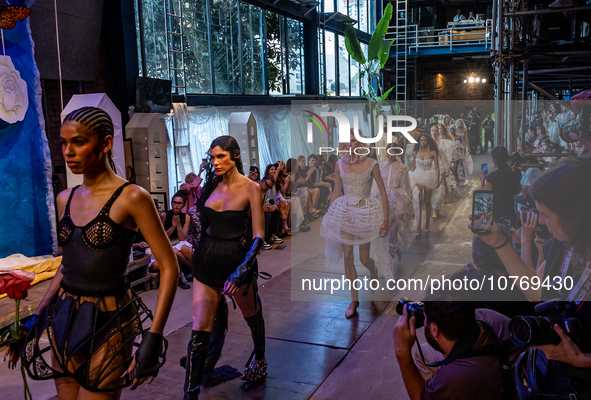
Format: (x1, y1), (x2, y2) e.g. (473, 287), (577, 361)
(0, 269), (35, 399)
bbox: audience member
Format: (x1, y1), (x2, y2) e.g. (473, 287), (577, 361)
(453, 9), (466, 21)
(259, 175), (283, 249)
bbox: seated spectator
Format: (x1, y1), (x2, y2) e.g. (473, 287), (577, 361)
(534, 125), (549, 150)
(309, 154), (332, 210)
(326, 154), (338, 174)
(294, 155), (320, 218)
(248, 165), (260, 182)
(288, 158), (311, 232)
(467, 11), (476, 20)
(275, 160), (291, 236)
(151, 191), (192, 289)
(526, 125), (536, 143)
(259, 175), (283, 249)
(394, 299), (522, 400)
(453, 9), (466, 21)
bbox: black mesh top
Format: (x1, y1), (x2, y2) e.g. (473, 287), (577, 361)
(58, 183), (137, 295)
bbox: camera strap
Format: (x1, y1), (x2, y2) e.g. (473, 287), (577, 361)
(424, 321), (516, 400)
(567, 260), (591, 306)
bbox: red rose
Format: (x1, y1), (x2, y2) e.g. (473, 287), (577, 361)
(0, 270), (34, 300)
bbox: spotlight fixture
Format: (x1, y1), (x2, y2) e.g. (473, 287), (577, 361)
(482, 78), (487, 83)
(464, 79), (467, 83)
(468, 77), (475, 83)
(475, 77), (480, 82)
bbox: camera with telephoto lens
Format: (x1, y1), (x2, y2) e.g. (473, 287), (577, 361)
(508, 151), (526, 168)
(509, 301), (591, 353)
(396, 298), (425, 328)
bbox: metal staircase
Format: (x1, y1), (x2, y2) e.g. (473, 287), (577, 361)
(166, 0), (186, 95)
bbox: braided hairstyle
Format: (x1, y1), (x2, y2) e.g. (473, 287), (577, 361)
(63, 106), (116, 172)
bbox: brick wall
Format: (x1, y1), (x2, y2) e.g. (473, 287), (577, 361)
(419, 72), (494, 101)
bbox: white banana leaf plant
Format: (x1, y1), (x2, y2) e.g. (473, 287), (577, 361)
(344, 3), (401, 118)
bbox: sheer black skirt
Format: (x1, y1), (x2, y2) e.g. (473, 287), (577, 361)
(21, 286), (155, 392)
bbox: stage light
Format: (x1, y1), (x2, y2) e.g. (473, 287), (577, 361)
(475, 77), (480, 82)
(468, 77), (474, 83)
(482, 78), (487, 83)
(464, 79), (467, 83)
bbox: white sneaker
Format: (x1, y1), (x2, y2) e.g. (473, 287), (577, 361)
(271, 235), (284, 244)
(262, 241), (272, 250)
(549, 0), (573, 8)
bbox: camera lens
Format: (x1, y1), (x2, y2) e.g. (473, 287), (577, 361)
(510, 316), (561, 347)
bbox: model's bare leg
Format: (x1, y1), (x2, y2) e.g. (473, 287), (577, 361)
(342, 243), (359, 318)
(424, 189), (433, 232)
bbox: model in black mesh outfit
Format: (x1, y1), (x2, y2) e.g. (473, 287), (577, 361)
(183, 136), (267, 399)
(20, 107), (179, 399)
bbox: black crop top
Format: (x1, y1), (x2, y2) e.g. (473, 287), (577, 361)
(58, 183), (137, 295)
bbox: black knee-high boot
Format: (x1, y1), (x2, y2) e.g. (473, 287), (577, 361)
(184, 330), (210, 400)
(242, 307), (267, 391)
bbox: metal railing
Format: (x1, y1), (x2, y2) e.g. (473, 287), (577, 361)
(386, 20), (493, 53)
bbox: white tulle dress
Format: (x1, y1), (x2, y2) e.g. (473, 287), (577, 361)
(320, 158), (384, 264)
(371, 161), (414, 267)
(410, 158), (438, 189)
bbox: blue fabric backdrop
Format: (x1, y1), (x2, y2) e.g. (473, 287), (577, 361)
(0, 11), (55, 257)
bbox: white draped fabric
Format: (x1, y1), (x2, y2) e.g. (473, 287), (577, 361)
(171, 102), (374, 191)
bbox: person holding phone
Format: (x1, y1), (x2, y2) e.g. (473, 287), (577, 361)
(479, 146), (521, 224)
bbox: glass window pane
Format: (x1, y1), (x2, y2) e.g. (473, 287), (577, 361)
(360, 0), (368, 32)
(369, 0), (376, 32)
(266, 11), (284, 94)
(348, 0), (357, 21)
(183, 0), (212, 93)
(134, 0), (143, 77)
(141, 0), (168, 80)
(337, 0), (347, 16)
(350, 56), (360, 96)
(287, 18), (304, 94)
(338, 35), (349, 96)
(241, 3), (264, 94)
(360, 42), (369, 96)
(324, 0), (334, 13)
(211, 0), (241, 94)
(325, 31), (336, 96)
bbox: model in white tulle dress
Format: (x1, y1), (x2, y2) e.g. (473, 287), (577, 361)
(409, 135), (440, 236)
(432, 125), (456, 216)
(320, 154), (388, 318)
(321, 158), (385, 259)
(371, 158), (414, 275)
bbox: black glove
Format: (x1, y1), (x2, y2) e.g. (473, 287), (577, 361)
(227, 237), (263, 288)
(135, 331), (167, 379)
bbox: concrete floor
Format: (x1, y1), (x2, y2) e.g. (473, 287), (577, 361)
(1, 154), (490, 400)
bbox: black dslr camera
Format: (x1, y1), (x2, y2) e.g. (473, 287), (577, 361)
(396, 298), (425, 328)
(509, 301), (590, 353)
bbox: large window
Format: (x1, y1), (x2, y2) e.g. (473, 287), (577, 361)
(140, 0), (168, 80)
(325, 31), (336, 96)
(287, 18), (305, 94)
(183, 0), (212, 93)
(211, 0), (241, 94)
(337, 35), (350, 96)
(241, 3), (265, 94)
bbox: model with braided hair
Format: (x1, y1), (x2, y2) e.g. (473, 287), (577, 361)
(19, 106), (179, 399)
(184, 135), (268, 399)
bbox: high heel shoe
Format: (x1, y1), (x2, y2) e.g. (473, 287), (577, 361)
(282, 219), (291, 236)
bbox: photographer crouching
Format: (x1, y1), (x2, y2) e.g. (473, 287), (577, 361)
(472, 157), (591, 397)
(394, 298), (522, 400)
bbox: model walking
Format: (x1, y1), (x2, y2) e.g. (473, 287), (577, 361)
(184, 136), (267, 399)
(320, 130), (388, 318)
(372, 143), (414, 274)
(410, 133), (440, 237)
(21, 107), (178, 398)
